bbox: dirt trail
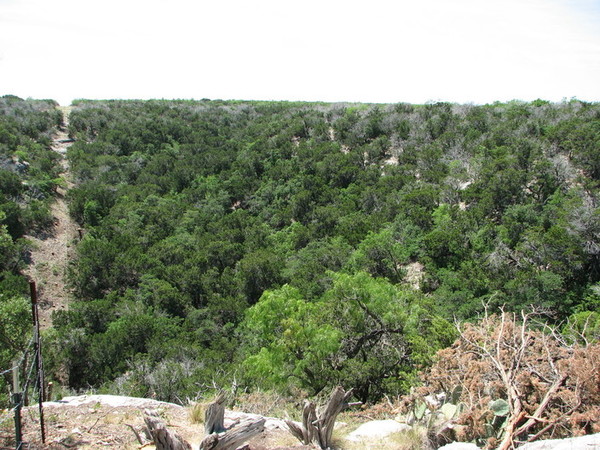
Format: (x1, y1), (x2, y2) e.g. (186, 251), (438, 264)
(23, 106), (78, 329)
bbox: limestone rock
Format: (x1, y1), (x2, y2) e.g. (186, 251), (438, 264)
(437, 442), (481, 450)
(517, 433), (600, 450)
(346, 419), (411, 442)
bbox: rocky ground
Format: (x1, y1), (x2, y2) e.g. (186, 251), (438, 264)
(2, 394), (598, 449)
(0, 395), (312, 449)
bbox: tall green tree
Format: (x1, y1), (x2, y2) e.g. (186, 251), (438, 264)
(241, 272), (455, 401)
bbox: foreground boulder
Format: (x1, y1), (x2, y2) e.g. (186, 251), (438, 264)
(437, 443), (480, 450)
(517, 432), (600, 450)
(346, 419), (411, 442)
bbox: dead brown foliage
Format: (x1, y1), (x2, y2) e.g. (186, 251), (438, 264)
(403, 310), (600, 449)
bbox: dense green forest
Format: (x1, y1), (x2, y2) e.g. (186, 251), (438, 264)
(1, 96), (599, 407)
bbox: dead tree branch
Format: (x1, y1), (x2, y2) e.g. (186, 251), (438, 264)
(143, 409), (191, 450)
(200, 418), (265, 450)
(285, 386), (355, 449)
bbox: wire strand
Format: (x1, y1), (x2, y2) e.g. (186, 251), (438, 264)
(0, 406), (18, 427)
(0, 335), (35, 377)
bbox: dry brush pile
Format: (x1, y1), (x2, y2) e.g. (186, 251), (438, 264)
(399, 310), (600, 449)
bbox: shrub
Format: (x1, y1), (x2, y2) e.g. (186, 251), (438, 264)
(400, 310), (600, 449)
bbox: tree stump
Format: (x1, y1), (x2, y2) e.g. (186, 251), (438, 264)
(285, 386), (354, 449)
(199, 394), (266, 450)
(143, 409), (191, 450)
(205, 392), (227, 434)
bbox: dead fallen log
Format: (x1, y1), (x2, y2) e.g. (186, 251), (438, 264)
(200, 417), (266, 450)
(143, 409), (191, 450)
(285, 386), (355, 449)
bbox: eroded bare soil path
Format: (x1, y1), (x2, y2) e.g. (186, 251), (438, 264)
(23, 106), (78, 329)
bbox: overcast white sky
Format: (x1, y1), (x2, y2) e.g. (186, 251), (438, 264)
(1, 0), (599, 105)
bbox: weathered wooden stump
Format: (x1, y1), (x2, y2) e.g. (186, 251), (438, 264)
(199, 394), (266, 450)
(285, 386), (354, 449)
(205, 392), (227, 434)
(143, 409), (191, 450)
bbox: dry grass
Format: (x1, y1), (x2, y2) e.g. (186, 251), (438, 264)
(332, 427), (428, 450)
(188, 401), (205, 425)
(252, 429), (303, 449)
(233, 390), (302, 421)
